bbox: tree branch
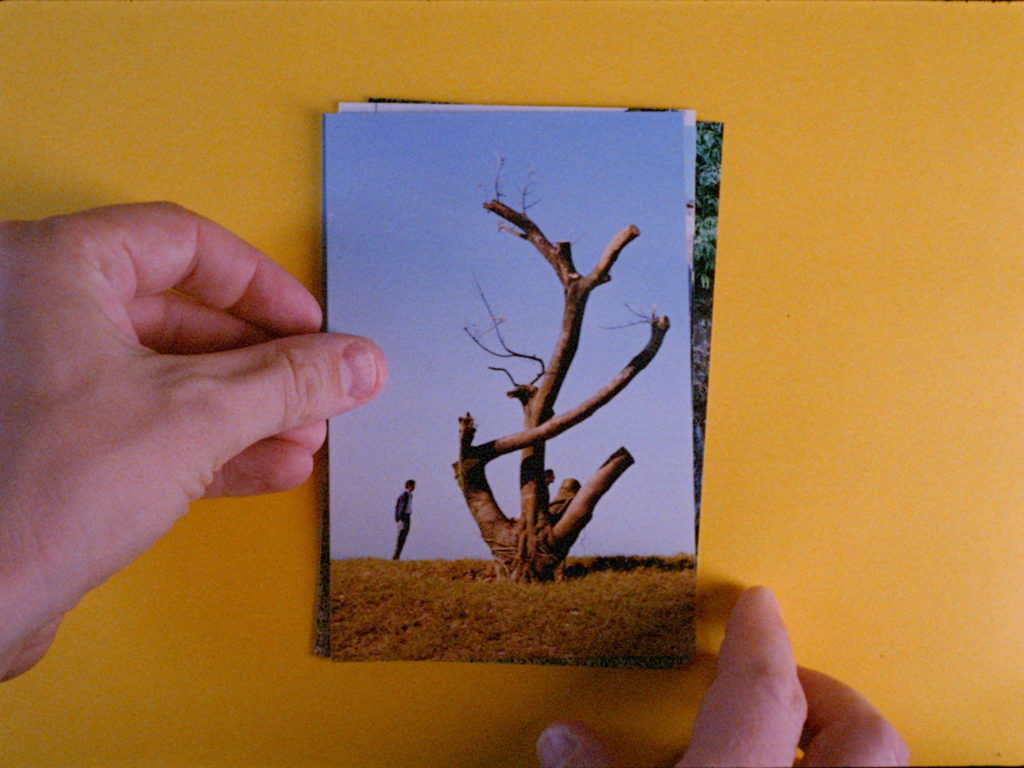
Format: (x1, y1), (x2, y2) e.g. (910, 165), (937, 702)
(455, 413), (514, 541)
(483, 199), (578, 284)
(552, 447), (634, 544)
(464, 273), (546, 385)
(474, 315), (670, 460)
(458, 412), (477, 454)
(532, 282), (588, 423)
(602, 303), (661, 330)
(586, 225), (640, 287)
(520, 165), (539, 212)
(546, 478), (581, 522)
(533, 225), (639, 422)
(496, 222), (527, 240)
(492, 154), (506, 202)
(464, 326), (545, 379)
(488, 366), (518, 388)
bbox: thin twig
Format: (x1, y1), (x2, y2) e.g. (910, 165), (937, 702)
(465, 273), (546, 376)
(520, 165), (538, 212)
(600, 303), (659, 330)
(493, 153), (506, 202)
(497, 222), (528, 240)
(488, 366), (519, 387)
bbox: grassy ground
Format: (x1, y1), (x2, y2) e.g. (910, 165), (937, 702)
(330, 554), (695, 667)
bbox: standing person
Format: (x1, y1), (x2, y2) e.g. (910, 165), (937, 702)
(392, 479), (415, 560)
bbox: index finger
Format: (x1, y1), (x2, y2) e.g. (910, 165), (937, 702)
(679, 587), (807, 767)
(50, 202), (321, 335)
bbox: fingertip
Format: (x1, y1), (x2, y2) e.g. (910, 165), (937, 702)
(537, 722), (579, 768)
(731, 586), (782, 621)
(204, 438), (316, 498)
(722, 587), (787, 651)
(537, 721), (613, 768)
(337, 335), (387, 404)
(740, 584), (778, 605)
(292, 296), (324, 335)
(275, 420), (327, 453)
(797, 668), (910, 767)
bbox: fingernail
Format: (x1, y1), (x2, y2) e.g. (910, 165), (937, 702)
(341, 340), (382, 401)
(537, 723), (580, 768)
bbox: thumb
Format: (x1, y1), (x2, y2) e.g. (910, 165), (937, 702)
(187, 331), (386, 457)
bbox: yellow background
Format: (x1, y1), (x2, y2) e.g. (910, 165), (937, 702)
(2, 2), (1023, 765)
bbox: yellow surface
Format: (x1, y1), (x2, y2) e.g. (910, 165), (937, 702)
(2, 2), (1023, 765)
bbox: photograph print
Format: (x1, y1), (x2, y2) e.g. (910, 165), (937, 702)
(324, 109), (697, 666)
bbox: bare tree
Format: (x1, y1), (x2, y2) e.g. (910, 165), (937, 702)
(454, 199), (670, 582)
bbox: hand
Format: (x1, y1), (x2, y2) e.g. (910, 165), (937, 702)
(0, 203), (386, 681)
(537, 587), (908, 767)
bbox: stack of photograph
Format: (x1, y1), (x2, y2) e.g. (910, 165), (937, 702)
(321, 103), (721, 667)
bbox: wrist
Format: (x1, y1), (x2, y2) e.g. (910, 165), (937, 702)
(0, 553), (51, 680)
(0, 485), (79, 680)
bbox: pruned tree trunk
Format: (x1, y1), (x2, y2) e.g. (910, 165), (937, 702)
(454, 199), (669, 582)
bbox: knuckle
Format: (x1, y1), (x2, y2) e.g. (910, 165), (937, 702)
(274, 343), (333, 429)
(146, 200), (190, 217)
(154, 360), (234, 433)
(44, 214), (102, 259)
(37, 209), (128, 277)
(139, 201), (200, 234)
(745, 659), (807, 719)
(46, 201), (190, 257)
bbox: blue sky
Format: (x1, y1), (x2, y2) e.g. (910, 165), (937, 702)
(325, 110), (696, 560)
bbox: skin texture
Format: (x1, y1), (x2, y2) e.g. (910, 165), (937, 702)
(537, 587), (910, 767)
(0, 204), (907, 768)
(0, 203), (387, 681)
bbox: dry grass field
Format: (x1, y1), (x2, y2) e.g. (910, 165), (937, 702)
(330, 554), (695, 667)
